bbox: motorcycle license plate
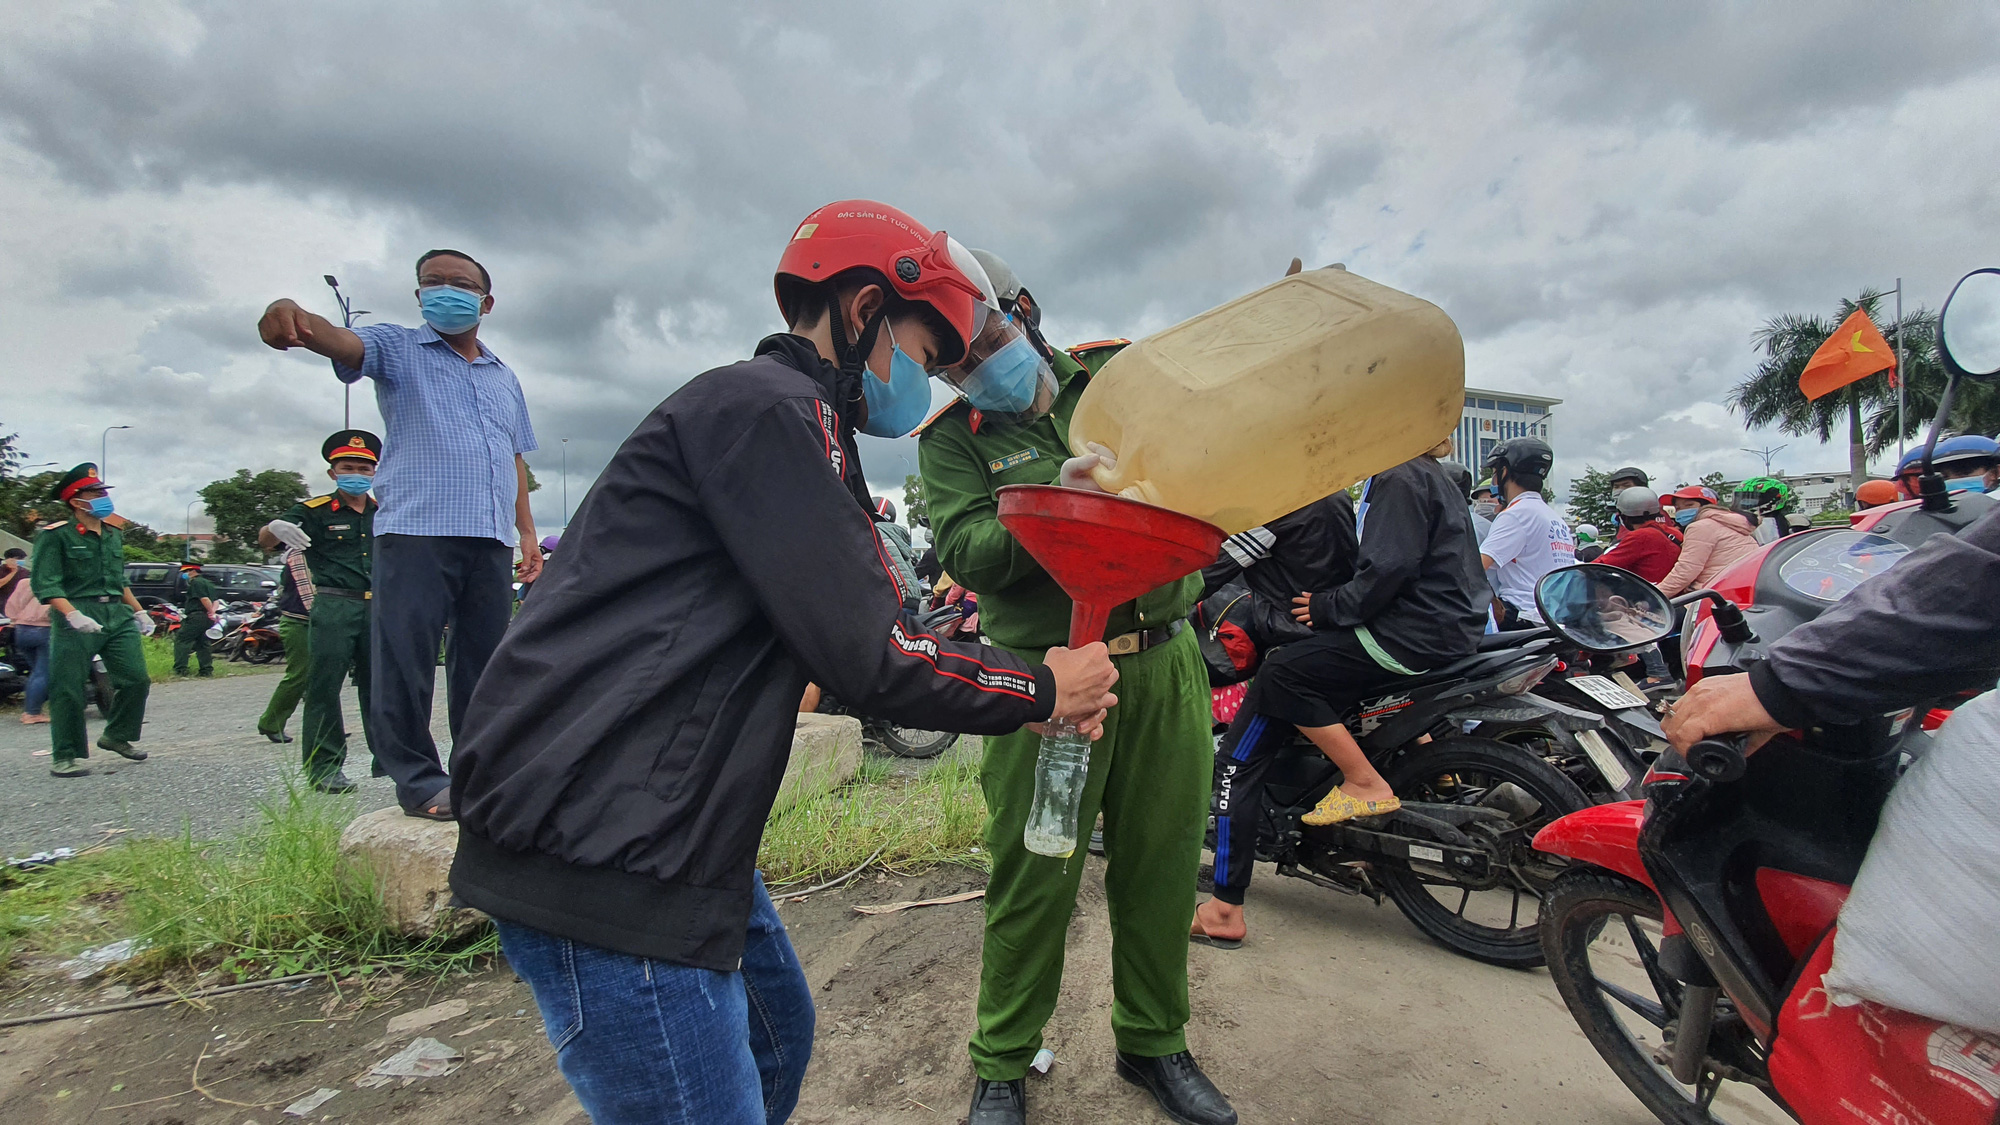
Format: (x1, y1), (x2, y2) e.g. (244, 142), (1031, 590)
(1567, 674), (1648, 711)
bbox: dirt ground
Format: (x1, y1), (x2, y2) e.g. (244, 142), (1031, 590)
(0, 858), (1693, 1124)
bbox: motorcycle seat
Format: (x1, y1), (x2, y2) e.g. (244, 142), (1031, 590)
(1477, 627), (1548, 651)
(1402, 640), (1554, 688)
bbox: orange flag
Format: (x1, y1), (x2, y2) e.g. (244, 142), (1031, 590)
(1800, 308), (1895, 401)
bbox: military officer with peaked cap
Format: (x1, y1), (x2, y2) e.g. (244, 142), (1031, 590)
(261, 430), (382, 793)
(29, 464), (155, 777)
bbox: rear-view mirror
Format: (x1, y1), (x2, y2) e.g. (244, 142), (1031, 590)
(1534, 564), (1674, 653)
(1940, 268), (2000, 380)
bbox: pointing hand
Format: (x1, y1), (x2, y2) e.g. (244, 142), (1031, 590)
(258, 300), (315, 350)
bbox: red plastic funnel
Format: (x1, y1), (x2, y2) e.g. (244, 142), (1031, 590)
(996, 484), (1226, 648)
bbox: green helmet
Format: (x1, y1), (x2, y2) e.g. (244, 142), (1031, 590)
(1736, 476), (1795, 511)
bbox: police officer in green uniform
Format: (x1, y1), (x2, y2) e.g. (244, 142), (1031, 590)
(173, 561), (218, 675)
(260, 431), (380, 793)
(29, 464), (155, 778)
(920, 253), (1236, 1125)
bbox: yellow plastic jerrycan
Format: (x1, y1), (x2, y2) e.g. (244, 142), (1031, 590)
(1068, 267), (1464, 534)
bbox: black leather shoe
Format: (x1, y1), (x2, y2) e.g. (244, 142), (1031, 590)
(967, 1077), (1026, 1125)
(97, 738), (147, 761)
(261, 728), (294, 744)
(312, 771), (357, 794)
(1116, 1051), (1236, 1125)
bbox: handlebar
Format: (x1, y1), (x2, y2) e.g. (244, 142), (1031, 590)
(1686, 734), (1749, 783)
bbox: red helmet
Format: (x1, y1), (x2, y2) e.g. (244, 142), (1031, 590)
(775, 201), (986, 368)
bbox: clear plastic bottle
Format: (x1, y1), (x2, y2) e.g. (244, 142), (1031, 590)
(1022, 719), (1092, 858)
(1068, 267), (1464, 534)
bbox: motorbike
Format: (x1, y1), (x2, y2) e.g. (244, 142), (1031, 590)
(815, 601), (972, 760)
(142, 600), (183, 636)
(1205, 627), (1592, 967)
(219, 600), (285, 664)
(0, 622), (26, 704)
(1533, 266), (2000, 1124)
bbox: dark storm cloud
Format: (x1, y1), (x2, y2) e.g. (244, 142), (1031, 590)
(1, 1), (1996, 531)
(56, 233), (207, 303)
(1515, 0), (2000, 135)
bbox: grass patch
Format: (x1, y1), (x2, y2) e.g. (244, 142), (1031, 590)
(758, 754), (990, 889)
(0, 784), (494, 984)
(139, 633), (282, 683)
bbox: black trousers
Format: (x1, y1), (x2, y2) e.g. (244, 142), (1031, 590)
(1211, 629), (1414, 904)
(370, 534), (513, 809)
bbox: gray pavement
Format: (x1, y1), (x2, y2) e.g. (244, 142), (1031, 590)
(1, 670), (452, 856)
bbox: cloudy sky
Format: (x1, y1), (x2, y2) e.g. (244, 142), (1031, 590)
(4, 0), (1998, 537)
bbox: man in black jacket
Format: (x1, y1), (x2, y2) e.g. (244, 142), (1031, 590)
(1200, 491), (1359, 653)
(447, 201), (1117, 1125)
(1195, 444), (1486, 946)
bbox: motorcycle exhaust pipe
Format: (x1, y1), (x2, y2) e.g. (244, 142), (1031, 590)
(1475, 782), (1542, 822)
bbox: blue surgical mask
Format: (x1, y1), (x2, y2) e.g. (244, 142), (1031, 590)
(858, 322), (935, 438)
(955, 332), (1047, 415)
(335, 475), (373, 495)
(419, 285), (484, 335)
(87, 496), (115, 518)
(1673, 507), (1697, 528)
(1944, 476), (1987, 493)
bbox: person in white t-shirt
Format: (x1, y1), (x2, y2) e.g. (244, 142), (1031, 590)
(1479, 437), (1574, 627)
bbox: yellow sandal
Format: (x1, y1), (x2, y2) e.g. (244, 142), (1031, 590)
(1301, 788), (1400, 826)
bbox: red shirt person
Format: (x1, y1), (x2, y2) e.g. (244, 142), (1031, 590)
(1595, 486), (1681, 584)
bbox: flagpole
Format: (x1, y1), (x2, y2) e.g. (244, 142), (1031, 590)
(1896, 278), (1905, 467)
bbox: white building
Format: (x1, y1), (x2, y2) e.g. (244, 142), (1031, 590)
(1724, 471), (1853, 515)
(1444, 386), (1562, 473)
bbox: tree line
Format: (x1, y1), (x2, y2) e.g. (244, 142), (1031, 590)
(0, 427), (307, 563)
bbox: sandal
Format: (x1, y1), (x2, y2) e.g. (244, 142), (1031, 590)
(406, 790), (455, 821)
(1301, 789), (1400, 826)
(1189, 902), (1245, 949)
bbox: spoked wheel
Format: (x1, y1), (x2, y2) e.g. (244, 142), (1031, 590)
(1540, 870), (1784, 1124)
(1375, 736), (1589, 967)
(874, 725), (959, 759)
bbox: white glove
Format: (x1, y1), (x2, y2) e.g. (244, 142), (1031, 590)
(205, 623), (225, 640)
(266, 519), (312, 550)
(1058, 442), (1118, 493)
(134, 610), (156, 637)
(64, 610), (103, 634)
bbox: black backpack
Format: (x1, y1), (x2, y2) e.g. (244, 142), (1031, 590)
(1192, 583), (1259, 686)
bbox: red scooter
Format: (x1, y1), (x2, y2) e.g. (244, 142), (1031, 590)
(1527, 555), (1999, 1124)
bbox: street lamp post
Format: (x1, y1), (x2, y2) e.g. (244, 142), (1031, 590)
(561, 438), (569, 526)
(184, 499), (200, 560)
(101, 425), (131, 477)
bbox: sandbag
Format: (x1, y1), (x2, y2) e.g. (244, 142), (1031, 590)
(1823, 688), (2000, 1036)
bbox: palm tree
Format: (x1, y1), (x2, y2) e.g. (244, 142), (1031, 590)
(1728, 289), (1945, 489)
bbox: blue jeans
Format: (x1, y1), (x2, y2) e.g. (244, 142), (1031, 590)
(496, 873), (815, 1124)
(15, 624), (50, 714)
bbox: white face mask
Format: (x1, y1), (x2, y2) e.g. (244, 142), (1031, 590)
(1473, 501), (1499, 519)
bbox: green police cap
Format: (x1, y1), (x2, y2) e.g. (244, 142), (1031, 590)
(54, 463), (112, 502)
(322, 430), (382, 465)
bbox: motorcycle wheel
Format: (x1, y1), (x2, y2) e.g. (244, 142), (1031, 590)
(1540, 870), (1773, 1124)
(1374, 736), (1589, 968)
(246, 642), (278, 665)
(877, 725), (959, 759)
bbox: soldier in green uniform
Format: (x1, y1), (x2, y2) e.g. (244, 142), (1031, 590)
(260, 431), (380, 793)
(920, 253), (1235, 1125)
(173, 561), (219, 676)
(29, 464), (155, 778)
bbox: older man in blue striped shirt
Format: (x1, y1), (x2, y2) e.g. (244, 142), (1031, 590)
(258, 249), (539, 820)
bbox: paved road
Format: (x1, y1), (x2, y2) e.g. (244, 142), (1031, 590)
(1, 671), (452, 856)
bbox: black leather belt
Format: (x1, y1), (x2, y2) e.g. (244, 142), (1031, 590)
(318, 587), (371, 600)
(1105, 618), (1183, 656)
